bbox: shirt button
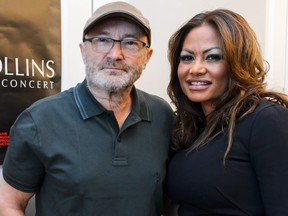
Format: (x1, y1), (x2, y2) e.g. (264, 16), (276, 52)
(154, 172), (161, 184)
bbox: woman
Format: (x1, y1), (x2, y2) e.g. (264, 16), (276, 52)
(166, 9), (288, 215)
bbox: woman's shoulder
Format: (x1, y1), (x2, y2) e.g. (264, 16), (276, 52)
(238, 101), (288, 129)
(254, 101), (288, 115)
(245, 101), (288, 128)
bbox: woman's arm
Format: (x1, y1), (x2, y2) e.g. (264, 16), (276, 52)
(251, 103), (288, 215)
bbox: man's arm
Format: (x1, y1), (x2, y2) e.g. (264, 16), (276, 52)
(0, 175), (34, 216)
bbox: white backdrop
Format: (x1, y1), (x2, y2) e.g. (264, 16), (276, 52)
(61, 0), (288, 103)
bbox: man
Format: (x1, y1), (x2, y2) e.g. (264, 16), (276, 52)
(0, 1), (175, 215)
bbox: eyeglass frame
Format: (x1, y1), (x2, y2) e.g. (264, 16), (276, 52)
(83, 36), (150, 54)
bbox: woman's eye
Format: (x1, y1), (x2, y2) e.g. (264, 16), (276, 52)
(206, 54), (223, 61)
(179, 55), (194, 62)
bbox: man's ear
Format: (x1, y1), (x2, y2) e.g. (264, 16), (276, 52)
(143, 47), (153, 69)
(79, 43), (86, 64)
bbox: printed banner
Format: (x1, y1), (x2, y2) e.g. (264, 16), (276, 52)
(0, 0), (61, 164)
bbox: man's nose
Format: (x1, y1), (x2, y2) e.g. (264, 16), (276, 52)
(106, 41), (124, 59)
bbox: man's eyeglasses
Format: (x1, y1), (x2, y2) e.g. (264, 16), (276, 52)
(83, 37), (150, 55)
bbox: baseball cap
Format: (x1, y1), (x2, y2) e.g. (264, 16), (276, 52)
(83, 1), (151, 45)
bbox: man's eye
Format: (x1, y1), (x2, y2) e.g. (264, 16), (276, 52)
(179, 55), (194, 62)
(206, 54), (223, 61)
(123, 40), (137, 46)
(96, 37), (110, 43)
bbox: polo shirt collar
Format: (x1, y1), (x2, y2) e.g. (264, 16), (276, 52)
(73, 79), (151, 121)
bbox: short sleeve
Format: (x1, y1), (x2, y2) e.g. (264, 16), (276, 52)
(3, 109), (45, 193)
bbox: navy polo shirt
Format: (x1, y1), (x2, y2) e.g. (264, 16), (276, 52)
(3, 80), (175, 216)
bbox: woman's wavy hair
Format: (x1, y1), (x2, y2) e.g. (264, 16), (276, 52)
(167, 9), (288, 162)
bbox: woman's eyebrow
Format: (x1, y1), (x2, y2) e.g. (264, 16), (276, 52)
(203, 47), (221, 54)
(182, 46), (221, 55)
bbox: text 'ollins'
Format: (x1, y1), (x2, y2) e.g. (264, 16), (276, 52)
(0, 57), (57, 89)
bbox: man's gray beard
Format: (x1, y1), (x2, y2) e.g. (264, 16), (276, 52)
(85, 64), (143, 93)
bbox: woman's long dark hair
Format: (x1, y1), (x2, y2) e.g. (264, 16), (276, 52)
(167, 9), (288, 162)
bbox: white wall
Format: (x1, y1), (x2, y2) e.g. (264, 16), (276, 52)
(131, 0), (267, 102)
(265, 0), (288, 92)
(60, 0), (90, 91)
(60, 0), (288, 99)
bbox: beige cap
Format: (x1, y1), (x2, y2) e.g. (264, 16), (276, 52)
(83, 1), (151, 46)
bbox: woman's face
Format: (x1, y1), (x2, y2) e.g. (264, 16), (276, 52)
(177, 24), (230, 115)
